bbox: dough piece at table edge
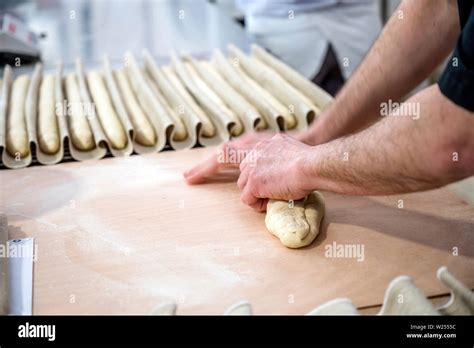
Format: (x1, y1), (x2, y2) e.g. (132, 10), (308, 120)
(151, 302), (177, 315)
(265, 191), (325, 249)
(307, 298), (359, 315)
(224, 300), (253, 315)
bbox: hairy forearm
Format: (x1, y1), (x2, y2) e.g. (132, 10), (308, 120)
(300, 86), (474, 195)
(299, 0), (460, 146)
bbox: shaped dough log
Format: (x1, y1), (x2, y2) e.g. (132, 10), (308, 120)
(161, 66), (216, 138)
(6, 74), (30, 158)
(229, 44), (318, 126)
(234, 63), (297, 130)
(65, 73), (95, 151)
(265, 191), (325, 248)
(87, 71), (128, 149)
(143, 51), (215, 138)
(143, 71), (188, 141)
(125, 52), (186, 142)
(191, 59), (267, 130)
(212, 49), (281, 129)
(183, 60), (244, 136)
(252, 44), (333, 110)
(38, 74), (60, 154)
(169, 52), (242, 137)
(114, 69), (156, 146)
(142, 70), (188, 141)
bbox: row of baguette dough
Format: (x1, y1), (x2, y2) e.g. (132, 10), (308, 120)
(0, 45), (333, 168)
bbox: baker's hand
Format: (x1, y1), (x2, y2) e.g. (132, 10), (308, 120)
(183, 131), (275, 184)
(238, 133), (313, 212)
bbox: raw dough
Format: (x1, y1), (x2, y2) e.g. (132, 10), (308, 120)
(142, 71), (188, 141)
(234, 62), (296, 130)
(252, 44), (333, 110)
(183, 60), (243, 136)
(229, 44), (317, 127)
(265, 191), (325, 248)
(87, 71), (128, 149)
(6, 74), (30, 158)
(169, 52), (241, 138)
(161, 65), (215, 138)
(114, 69), (156, 146)
(64, 73), (95, 151)
(38, 74), (60, 154)
(193, 59), (267, 130)
(124, 52), (184, 142)
(143, 51), (216, 138)
(212, 49), (280, 129)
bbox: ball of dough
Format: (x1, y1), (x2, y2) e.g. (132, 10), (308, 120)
(265, 191), (325, 248)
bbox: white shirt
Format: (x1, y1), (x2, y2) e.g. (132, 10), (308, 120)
(236, 0), (381, 79)
(236, 0), (342, 16)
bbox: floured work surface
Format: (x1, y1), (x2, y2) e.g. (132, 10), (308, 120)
(0, 147), (473, 314)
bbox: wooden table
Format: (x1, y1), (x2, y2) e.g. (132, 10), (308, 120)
(1, 147), (473, 314)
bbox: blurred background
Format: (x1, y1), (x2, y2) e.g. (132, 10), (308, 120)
(0, 0), (404, 94)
